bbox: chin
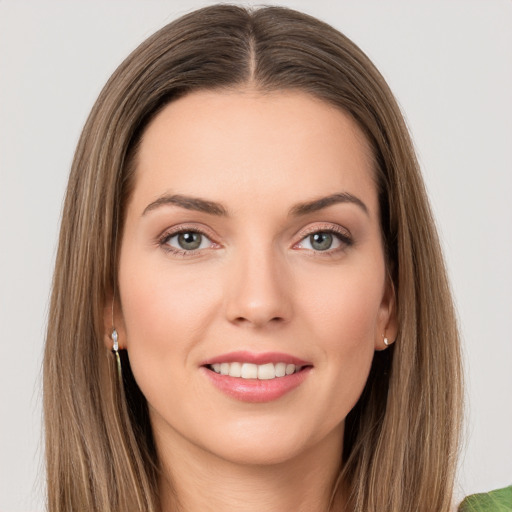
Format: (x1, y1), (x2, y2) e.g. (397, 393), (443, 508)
(205, 437), (312, 467)
(191, 415), (344, 468)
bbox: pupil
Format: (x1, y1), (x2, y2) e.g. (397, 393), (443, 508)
(311, 232), (332, 251)
(178, 232), (202, 250)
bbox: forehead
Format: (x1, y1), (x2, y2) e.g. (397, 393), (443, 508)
(131, 89), (377, 216)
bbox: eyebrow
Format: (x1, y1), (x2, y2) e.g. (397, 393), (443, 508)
(289, 192), (369, 217)
(142, 194), (228, 217)
(142, 191), (368, 218)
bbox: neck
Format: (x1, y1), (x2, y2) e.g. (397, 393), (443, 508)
(157, 426), (345, 512)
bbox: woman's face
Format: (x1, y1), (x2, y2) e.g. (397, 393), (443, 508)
(114, 89), (396, 466)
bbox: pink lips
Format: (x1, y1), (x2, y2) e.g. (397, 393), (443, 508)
(201, 351), (310, 367)
(201, 351), (312, 403)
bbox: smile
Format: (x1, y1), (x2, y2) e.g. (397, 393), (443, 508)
(208, 362), (303, 380)
(201, 351), (312, 402)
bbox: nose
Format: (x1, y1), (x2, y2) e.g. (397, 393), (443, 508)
(224, 244), (293, 328)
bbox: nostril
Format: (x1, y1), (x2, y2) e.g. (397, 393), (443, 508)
(232, 315), (285, 327)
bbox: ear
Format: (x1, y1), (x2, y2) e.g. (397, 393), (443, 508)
(103, 289), (127, 351)
(375, 275), (398, 351)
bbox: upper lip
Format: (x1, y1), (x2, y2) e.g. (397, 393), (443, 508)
(201, 351), (312, 367)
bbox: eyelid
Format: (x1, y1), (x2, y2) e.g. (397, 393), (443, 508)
(293, 222), (353, 251)
(295, 222), (352, 241)
(158, 222), (218, 239)
(157, 223), (221, 255)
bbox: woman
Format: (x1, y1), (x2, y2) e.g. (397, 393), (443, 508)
(44, 5), (465, 511)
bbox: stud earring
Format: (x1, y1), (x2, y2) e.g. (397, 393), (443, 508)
(111, 328), (122, 379)
(383, 335), (390, 347)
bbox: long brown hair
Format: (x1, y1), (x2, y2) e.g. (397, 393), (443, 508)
(44, 5), (462, 511)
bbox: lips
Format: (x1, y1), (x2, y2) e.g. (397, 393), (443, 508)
(201, 351), (312, 402)
(202, 350), (310, 366)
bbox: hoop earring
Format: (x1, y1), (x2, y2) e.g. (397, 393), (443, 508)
(111, 328), (122, 379)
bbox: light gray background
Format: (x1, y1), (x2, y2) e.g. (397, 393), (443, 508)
(1, 1), (511, 510)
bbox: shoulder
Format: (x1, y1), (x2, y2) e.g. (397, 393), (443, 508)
(458, 486), (512, 512)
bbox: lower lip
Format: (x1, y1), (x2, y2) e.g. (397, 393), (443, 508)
(201, 367), (312, 403)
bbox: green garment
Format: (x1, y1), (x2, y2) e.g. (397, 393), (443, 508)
(459, 486), (512, 511)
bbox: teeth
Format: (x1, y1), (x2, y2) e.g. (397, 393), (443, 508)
(241, 363), (258, 379)
(285, 364), (295, 375)
(258, 363), (275, 380)
(275, 362), (286, 377)
(209, 362), (302, 379)
(228, 362), (242, 377)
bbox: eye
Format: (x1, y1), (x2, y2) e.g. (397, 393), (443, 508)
(295, 228), (352, 253)
(307, 232), (337, 251)
(162, 230), (214, 253)
(301, 231), (340, 251)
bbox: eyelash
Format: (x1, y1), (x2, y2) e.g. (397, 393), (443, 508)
(157, 224), (353, 258)
(294, 225), (353, 257)
(158, 225), (217, 257)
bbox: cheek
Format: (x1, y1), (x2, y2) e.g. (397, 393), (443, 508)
(121, 252), (216, 330)
(298, 261), (385, 409)
(299, 261), (385, 350)
(118, 253), (222, 375)
(118, 258), (227, 431)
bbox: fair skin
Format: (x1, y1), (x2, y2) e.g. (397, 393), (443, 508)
(108, 89), (397, 512)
